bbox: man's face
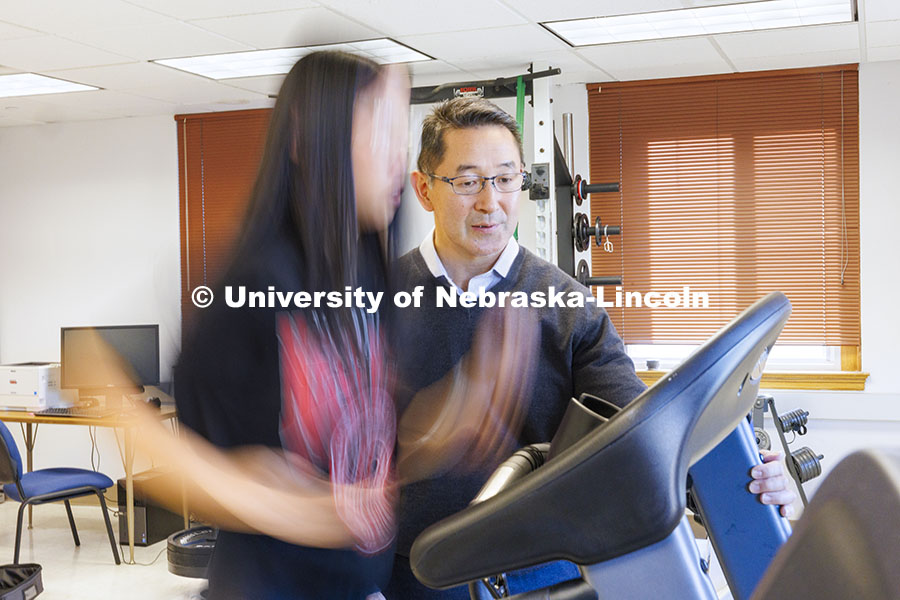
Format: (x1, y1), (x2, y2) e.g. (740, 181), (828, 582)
(414, 125), (522, 270)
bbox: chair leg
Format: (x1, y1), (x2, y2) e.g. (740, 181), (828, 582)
(64, 499), (81, 546)
(96, 491), (121, 565)
(14, 502), (27, 564)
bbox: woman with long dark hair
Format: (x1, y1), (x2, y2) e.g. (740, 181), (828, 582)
(132, 49), (534, 600)
(171, 51), (409, 599)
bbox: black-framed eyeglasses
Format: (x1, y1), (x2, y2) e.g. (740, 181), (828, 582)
(427, 171), (530, 195)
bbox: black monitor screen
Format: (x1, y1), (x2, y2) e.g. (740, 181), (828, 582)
(61, 325), (160, 391)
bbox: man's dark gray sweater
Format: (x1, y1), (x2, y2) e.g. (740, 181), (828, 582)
(393, 245), (647, 556)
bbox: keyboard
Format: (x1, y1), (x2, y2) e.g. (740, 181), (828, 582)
(34, 406), (121, 418)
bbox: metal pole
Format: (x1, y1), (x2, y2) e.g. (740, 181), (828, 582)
(562, 113), (575, 179)
(531, 61), (556, 264)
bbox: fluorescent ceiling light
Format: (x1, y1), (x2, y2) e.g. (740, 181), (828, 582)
(544, 0), (854, 46)
(0, 73), (98, 99)
(154, 39), (431, 80)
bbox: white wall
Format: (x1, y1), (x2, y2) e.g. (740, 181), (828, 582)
(0, 115), (181, 480)
(858, 60), (900, 396)
(774, 59), (900, 502)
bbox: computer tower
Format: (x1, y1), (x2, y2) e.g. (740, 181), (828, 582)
(116, 468), (185, 546)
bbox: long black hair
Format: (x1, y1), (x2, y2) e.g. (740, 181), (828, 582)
(230, 51), (397, 341)
(238, 51), (385, 286)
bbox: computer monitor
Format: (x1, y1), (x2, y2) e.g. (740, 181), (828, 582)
(61, 325), (160, 401)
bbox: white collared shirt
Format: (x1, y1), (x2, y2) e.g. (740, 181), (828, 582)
(418, 228), (519, 295)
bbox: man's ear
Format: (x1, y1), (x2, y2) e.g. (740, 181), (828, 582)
(411, 171), (435, 212)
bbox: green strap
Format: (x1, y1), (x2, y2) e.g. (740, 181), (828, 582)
(514, 75), (525, 241)
(516, 75), (525, 136)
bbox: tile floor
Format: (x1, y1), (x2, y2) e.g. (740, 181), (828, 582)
(0, 498), (206, 600)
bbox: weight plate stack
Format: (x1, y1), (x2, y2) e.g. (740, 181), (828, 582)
(168, 526), (217, 579)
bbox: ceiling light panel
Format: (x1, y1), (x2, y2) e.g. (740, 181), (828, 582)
(0, 73), (98, 98)
(154, 39), (430, 80)
(545, 0), (854, 46)
(156, 47), (306, 80)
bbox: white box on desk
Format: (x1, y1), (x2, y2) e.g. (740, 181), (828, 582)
(0, 362), (74, 410)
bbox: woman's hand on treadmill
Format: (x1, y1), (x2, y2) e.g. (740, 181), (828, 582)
(750, 450), (797, 518)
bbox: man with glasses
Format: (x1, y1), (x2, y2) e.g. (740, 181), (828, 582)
(385, 97), (794, 598)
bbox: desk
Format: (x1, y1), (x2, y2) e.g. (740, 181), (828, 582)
(0, 406), (179, 565)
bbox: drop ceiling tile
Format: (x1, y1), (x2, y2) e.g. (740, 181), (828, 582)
(556, 69), (617, 85)
(124, 76), (271, 106)
(407, 59), (468, 80)
(32, 89), (177, 118)
(397, 24), (565, 62)
(867, 20), (900, 47)
(408, 59), (464, 77)
(867, 45), (900, 61)
(396, 59), (466, 87)
(0, 20), (42, 41)
(221, 74), (285, 95)
(444, 58), (534, 80)
(729, 47), (861, 71)
(62, 20), (253, 61)
(125, 0), (319, 21)
(318, 0), (526, 36)
(713, 22), (859, 59)
(44, 62), (217, 91)
(0, 36), (131, 72)
(450, 49), (597, 80)
(611, 62), (735, 81)
(863, 0), (900, 22)
(173, 96), (276, 115)
(0, 0), (170, 36)
(576, 37), (731, 80)
(510, 0), (777, 22)
(506, 0), (672, 22)
(191, 8), (379, 49)
(411, 70), (472, 88)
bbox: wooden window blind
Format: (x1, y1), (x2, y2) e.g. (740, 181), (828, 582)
(587, 65), (860, 347)
(176, 109), (272, 335)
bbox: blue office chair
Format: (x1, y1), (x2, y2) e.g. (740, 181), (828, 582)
(0, 421), (120, 565)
